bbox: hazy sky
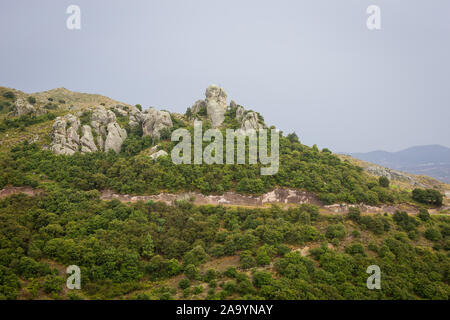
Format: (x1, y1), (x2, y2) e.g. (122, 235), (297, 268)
(1, 0), (449, 152)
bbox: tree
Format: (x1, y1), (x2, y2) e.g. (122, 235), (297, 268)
(378, 176), (390, 188)
(252, 271), (273, 288)
(412, 189), (443, 206)
(424, 228), (442, 241)
(3, 91), (15, 99)
(348, 207), (361, 222)
(142, 234), (155, 259)
(325, 224), (346, 240)
(417, 209), (430, 222)
(178, 278), (190, 290)
(239, 251), (256, 269)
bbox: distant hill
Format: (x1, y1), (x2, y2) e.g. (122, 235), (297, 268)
(350, 145), (450, 183)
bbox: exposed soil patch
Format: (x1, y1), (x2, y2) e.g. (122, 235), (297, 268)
(0, 186), (42, 198)
(1, 186), (448, 215)
(100, 188), (322, 208)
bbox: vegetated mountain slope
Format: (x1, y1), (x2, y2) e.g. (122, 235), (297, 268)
(350, 145), (450, 184)
(0, 191), (448, 300)
(0, 86), (131, 151)
(0, 85), (415, 207)
(31, 87), (131, 109)
(338, 154), (450, 196)
(0, 86), (448, 301)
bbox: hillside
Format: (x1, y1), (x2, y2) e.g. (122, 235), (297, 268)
(349, 145), (450, 184)
(0, 85), (448, 300)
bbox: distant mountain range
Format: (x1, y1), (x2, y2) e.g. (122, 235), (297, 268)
(349, 145), (450, 184)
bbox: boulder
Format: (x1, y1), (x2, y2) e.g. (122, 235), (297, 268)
(205, 85), (227, 128)
(80, 125), (98, 153)
(13, 98), (36, 116)
(191, 100), (207, 114)
(142, 108), (173, 139)
(90, 105), (117, 150)
(50, 114), (81, 155)
(50, 106), (127, 155)
(240, 111), (265, 132)
(150, 150), (168, 160)
(104, 122), (127, 153)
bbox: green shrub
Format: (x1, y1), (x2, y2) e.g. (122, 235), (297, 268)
(378, 176), (390, 188)
(325, 224), (346, 240)
(178, 278), (190, 290)
(418, 209), (430, 222)
(424, 227), (442, 241)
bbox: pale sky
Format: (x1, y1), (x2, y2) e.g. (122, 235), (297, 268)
(1, 0), (449, 152)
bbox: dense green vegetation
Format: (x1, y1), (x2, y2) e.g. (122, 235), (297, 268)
(0, 93), (447, 300)
(412, 188), (443, 206)
(0, 191), (448, 300)
(0, 132), (411, 206)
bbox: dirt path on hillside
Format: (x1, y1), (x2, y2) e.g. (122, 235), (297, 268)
(1, 186), (448, 215)
(100, 188), (321, 208)
(0, 186), (42, 198)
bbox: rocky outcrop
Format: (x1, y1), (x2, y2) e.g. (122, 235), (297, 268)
(150, 150), (168, 160)
(90, 105), (116, 140)
(80, 125), (97, 153)
(128, 105), (145, 127)
(50, 114), (81, 155)
(50, 105), (127, 155)
(189, 87), (267, 132)
(148, 145), (168, 160)
(239, 111), (265, 132)
(105, 122), (127, 153)
(365, 165), (426, 187)
(13, 98), (36, 117)
(205, 85), (228, 128)
(142, 108), (173, 139)
(191, 100), (207, 114)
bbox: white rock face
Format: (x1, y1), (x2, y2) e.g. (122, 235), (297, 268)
(142, 108), (173, 139)
(50, 105), (127, 155)
(13, 98), (36, 116)
(205, 85), (227, 128)
(80, 125), (98, 153)
(90, 105), (117, 141)
(191, 100), (207, 114)
(240, 111), (265, 132)
(50, 114), (81, 155)
(235, 104), (245, 121)
(104, 122), (127, 153)
(150, 150), (168, 160)
(128, 105), (144, 127)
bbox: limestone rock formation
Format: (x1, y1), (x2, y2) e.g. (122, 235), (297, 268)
(50, 105), (127, 155)
(365, 165), (425, 187)
(13, 98), (36, 116)
(90, 105), (116, 140)
(50, 114), (81, 155)
(205, 85), (227, 128)
(80, 125), (98, 153)
(150, 150), (169, 160)
(142, 108), (173, 139)
(189, 86), (267, 132)
(104, 122), (127, 153)
(128, 105), (145, 127)
(191, 100), (207, 114)
(240, 111), (265, 132)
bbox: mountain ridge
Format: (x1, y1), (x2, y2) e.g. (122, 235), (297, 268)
(349, 145), (450, 183)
